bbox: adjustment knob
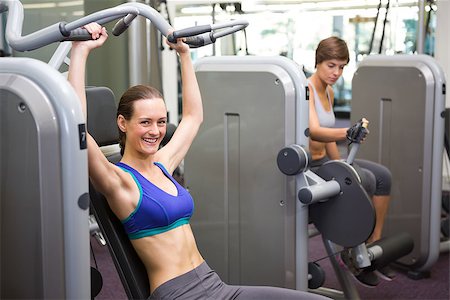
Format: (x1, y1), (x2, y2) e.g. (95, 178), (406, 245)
(277, 144), (309, 176)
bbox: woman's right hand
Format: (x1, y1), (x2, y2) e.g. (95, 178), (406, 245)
(347, 118), (369, 143)
(72, 23), (108, 54)
(165, 29), (190, 55)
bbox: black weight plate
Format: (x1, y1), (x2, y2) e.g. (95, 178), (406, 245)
(310, 160), (376, 247)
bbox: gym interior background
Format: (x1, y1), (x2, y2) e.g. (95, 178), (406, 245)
(4, 0), (449, 123)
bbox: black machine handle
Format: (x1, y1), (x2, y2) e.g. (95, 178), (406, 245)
(166, 20), (248, 48)
(167, 25), (211, 43)
(184, 34), (215, 48)
(112, 14), (138, 36)
(61, 27), (93, 42)
(112, 18), (130, 36)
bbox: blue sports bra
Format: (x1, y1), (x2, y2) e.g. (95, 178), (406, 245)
(117, 161), (194, 239)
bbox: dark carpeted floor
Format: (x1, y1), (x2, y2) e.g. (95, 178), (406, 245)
(308, 234), (449, 300)
(90, 233), (449, 300)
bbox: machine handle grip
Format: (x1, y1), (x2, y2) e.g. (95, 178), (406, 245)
(112, 14), (137, 36)
(346, 118), (369, 165)
(183, 33), (216, 48)
(61, 28), (93, 41)
(167, 24), (212, 43)
(112, 18), (129, 36)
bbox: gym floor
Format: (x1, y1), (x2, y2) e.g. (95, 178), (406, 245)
(90, 234), (449, 299)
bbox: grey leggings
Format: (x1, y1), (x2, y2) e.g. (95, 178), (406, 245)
(311, 157), (392, 196)
(149, 262), (329, 300)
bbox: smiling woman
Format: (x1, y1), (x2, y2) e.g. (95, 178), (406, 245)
(116, 85), (167, 157)
(68, 21), (329, 300)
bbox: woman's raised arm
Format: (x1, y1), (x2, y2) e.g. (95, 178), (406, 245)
(156, 37), (203, 174)
(67, 23), (107, 118)
(67, 24), (124, 198)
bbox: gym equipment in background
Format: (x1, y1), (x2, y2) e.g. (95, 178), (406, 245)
(351, 54), (446, 278)
(185, 56), (311, 291)
(184, 56), (413, 299)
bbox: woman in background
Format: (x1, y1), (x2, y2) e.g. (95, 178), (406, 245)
(308, 36), (394, 288)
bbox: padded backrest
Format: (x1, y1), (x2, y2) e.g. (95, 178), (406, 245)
(85, 87), (151, 299)
(89, 184), (150, 299)
(86, 86), (120, 147)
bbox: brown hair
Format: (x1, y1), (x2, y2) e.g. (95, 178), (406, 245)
(117, 84), (164, 156)
(315, 36), (349, 67)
